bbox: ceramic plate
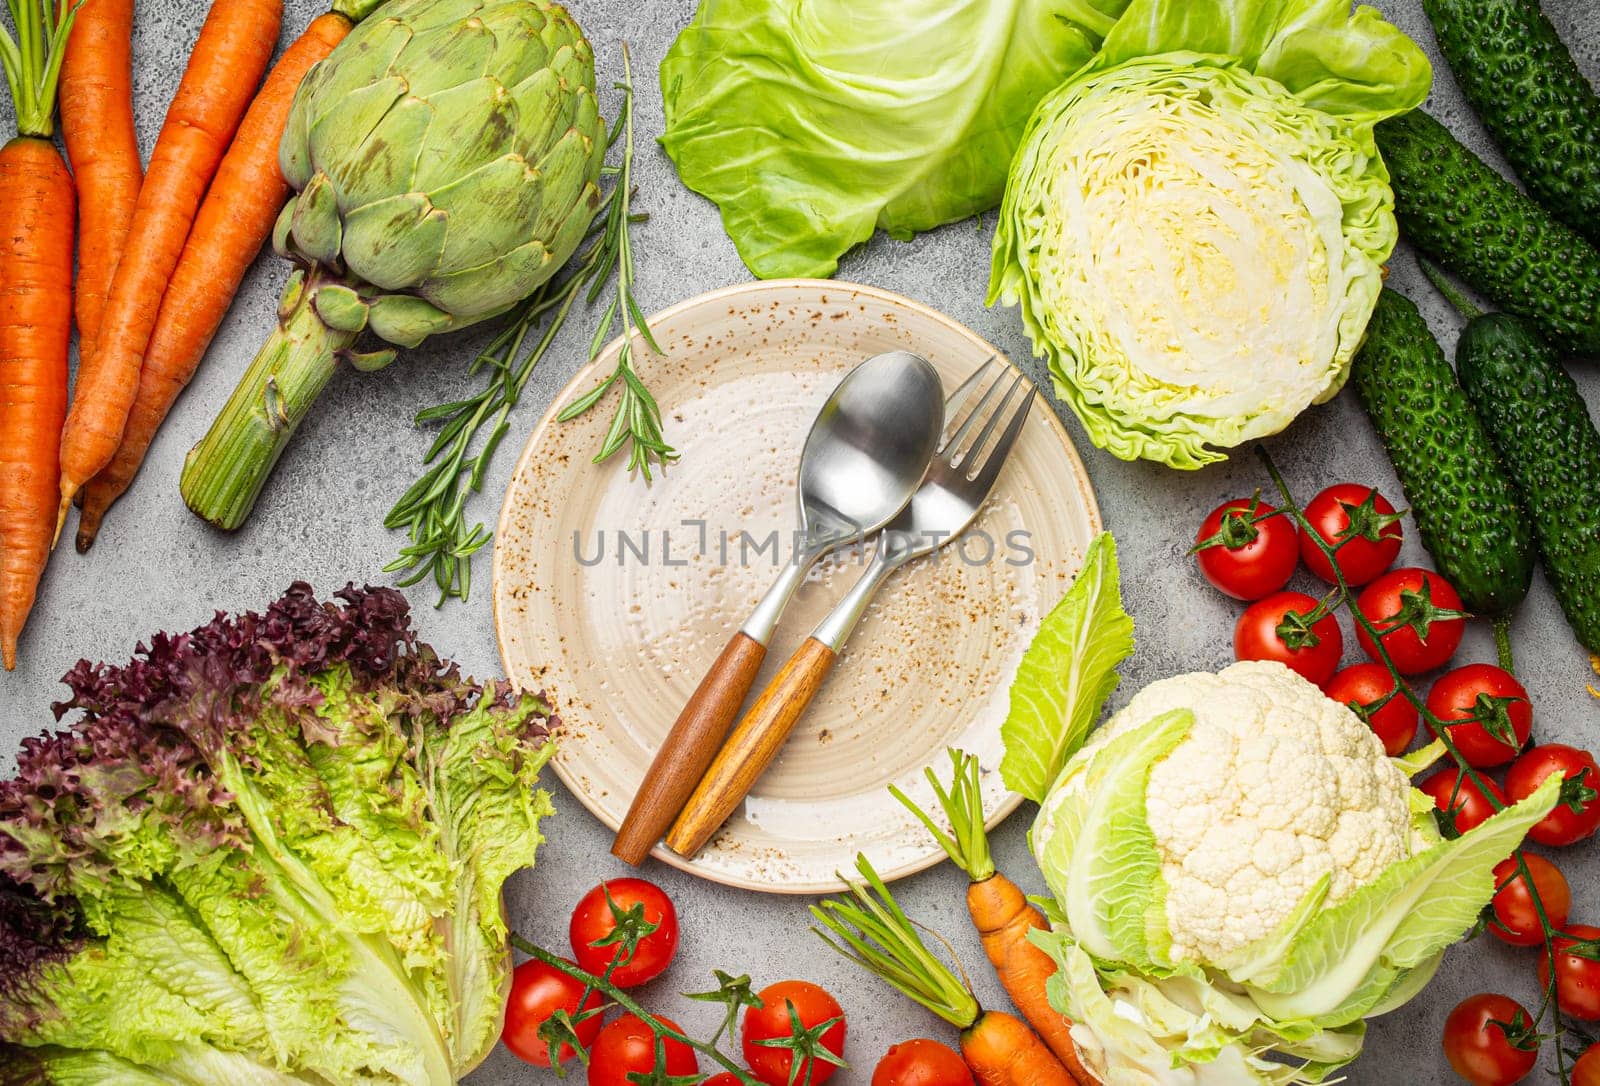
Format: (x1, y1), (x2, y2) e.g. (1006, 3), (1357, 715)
(493, 280), (1101, 893)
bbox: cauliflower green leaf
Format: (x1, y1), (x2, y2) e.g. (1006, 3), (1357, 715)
(1247, 772), (1561, 1021)
(1002, 531), (1135, 803)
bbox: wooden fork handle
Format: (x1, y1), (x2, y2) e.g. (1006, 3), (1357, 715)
(612, 632), (769, 865)
(665, 636), (839, 858)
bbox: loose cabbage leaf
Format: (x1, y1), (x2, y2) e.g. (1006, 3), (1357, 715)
(1001, 532), (1135, 802)
(659, 0), (1129, 279)
(1098, 0), (1432, 116)
(989, 0), (1430, 468)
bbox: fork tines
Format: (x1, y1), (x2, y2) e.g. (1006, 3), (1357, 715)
(941, 356), (1037, 479)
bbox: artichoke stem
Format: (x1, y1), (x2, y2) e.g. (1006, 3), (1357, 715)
(181, 272), (359, 529)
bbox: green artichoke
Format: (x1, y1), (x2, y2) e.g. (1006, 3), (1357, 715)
(182, 0), (606, 529)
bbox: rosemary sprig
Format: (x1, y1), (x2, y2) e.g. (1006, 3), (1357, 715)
(385, 43), (671, 604)
(555, 43), (677, 479)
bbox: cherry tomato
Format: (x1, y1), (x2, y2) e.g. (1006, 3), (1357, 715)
(1324, 663), (1417, 755)
(872, 1039), (975, 1086)
(1488, 853), (1570, 946)
(1193, 497), (1299, 600)
(588, 1014), (698, 1086)
(1506, 744), (1600, 847)
(1427, 665), (1533, 768)
(1538, 924), (1600, 1021)
(501, 958), (604, 1067)
(1442, 993), (1539, 1086)
(1299, 484), (1404, 587)
(703, 1076), (745, 1086)
(1574, 1042), (1600, 1086)
(1418, 769), (1509, 837)
(1355, 568), (1466, 675)
(569, 878), (680, 988)
(743, 980), (847, 1086)
(1234, 591), (1343, 687)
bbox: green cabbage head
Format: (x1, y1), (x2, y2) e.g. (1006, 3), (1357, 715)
(1029, 661), (1559, 1084)
(989, 0), (1430, 468)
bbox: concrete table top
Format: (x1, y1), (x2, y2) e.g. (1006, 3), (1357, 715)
(3, 2), (1597, 1083)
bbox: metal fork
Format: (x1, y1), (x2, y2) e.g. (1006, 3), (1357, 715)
(666, 358), (1037, 858)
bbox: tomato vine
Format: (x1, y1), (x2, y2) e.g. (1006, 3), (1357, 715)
(1257, 445), (1592, 1084)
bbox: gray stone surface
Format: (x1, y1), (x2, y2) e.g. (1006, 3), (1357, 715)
(3, 1), (1598, 1083)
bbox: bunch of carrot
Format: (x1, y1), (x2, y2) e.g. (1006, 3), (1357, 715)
(0, 0), (353, 670)
(812, 851), (1091, 1086)
(892, 750), (1099, 1084)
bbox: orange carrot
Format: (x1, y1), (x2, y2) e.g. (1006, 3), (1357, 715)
(966, 876), (1099, 1084)
(75, 11), (351, 552)
(56, 0), (283, 535)
(58, 0), (141, 362)
(894, 751), (1096, 1082)
(1, 0), (80, 669)
(959, 1009), (1081, 1086)
(813, 854), (1085, 1086)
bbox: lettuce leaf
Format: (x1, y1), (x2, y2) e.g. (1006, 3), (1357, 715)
(1001, 532), (1134, 802)
(660, 0), (1129, 278)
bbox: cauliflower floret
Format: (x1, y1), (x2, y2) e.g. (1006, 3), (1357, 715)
(1095, 660), (1413, 965)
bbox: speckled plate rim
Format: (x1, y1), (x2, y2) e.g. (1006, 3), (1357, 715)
(492, 278), (1102, 893)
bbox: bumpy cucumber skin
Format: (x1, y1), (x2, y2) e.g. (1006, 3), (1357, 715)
(1375, 110), (1600, 358)
(1457, 312), (1600, 652)
(1422, 0), (1600, 244)
(1350, 289), (1534, 616)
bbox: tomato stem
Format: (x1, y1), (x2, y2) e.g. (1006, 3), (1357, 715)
(509, 934), (765, 1085)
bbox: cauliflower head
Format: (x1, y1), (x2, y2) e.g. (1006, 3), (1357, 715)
(1103, 661), (1414, 964)
(1030, 657), (1561, 1085)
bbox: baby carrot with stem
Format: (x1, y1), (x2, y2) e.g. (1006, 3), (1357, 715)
(55, 0), (282, 537)
(57, 0), (140, 362)
(892, 751), (1097, 1083)
(0, 0), (79, 668)
(812, 854), (1083, 1086)
(74, 9), (355, 551)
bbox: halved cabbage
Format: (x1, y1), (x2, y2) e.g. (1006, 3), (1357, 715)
(989, 0), (1430, 469)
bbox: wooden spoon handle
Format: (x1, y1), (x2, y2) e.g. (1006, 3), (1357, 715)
(665, 636), (839, 858)
(611, 632), (769, 865)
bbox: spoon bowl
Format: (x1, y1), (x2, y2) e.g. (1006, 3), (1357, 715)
(797, 350), (946, 543)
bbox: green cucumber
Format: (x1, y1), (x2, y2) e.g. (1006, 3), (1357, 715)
(1426, 272), (1600, 653)
(1374, 110), (1600, 358)
(1421, 0), (1600, 245)
(1349, 288), (1534, 616)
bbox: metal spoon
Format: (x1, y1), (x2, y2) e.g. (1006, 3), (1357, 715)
(611, 350), (944, 864)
